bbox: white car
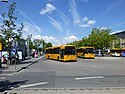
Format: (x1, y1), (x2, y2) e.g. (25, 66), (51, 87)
(111, 52), (120, 57)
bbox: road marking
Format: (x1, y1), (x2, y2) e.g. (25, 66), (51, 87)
(75, 76), (104, 80)
(0, 74), (14, 76)
(0, 77), (5, 80)
(19, 82), (49, 88)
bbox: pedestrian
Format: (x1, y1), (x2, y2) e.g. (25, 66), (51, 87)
(2, 55), (7, 65)
(121, 51), (125, 57)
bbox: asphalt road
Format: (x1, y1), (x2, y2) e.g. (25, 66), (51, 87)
(1, 57), (125, 90)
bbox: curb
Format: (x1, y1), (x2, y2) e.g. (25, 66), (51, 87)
(0, 56), (45, 73)
(16, 56), (45, 72)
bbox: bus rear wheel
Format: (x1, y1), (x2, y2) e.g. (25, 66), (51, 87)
(48, 56), (50, 59)
(57, 56), (60, 60)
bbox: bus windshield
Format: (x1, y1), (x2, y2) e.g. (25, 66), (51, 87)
(84, 48), (94, 53)
(64, 47), (76, 55)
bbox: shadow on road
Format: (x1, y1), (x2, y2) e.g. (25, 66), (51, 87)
(0, 80), (28, 92)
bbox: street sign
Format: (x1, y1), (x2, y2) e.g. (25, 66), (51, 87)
(11, 47), (16, 54)
(0, 42), (2, 51)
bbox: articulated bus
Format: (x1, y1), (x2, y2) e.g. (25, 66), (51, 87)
(45, 45), (77, 61)
(77, 46), (95, 59)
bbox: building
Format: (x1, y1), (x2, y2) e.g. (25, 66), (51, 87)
(111, 30), (125, 48)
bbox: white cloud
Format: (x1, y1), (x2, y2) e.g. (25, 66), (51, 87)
(77, 17), (96, 28)
(19, 10), (43, 36)
(100, 27), (107, 30)
(47, 16), (63, 32)
(78, 24), (89, 27)
(63, 35), (79, 44)
(82, 16), (89, 22)
(75, 19), (81, 24)
(32, 34), (79, 46)
(87, 20), (96, 25)
(57, 10), (71, 26)
(72, 0), (77, 8)
(68, 9), (71, 12)
(69, 0), (80, 24)
(0, 15), (3, 19)
(32, 35), (61, 46)
(40, 3), (56, 15)
(22, 22), (42, 38)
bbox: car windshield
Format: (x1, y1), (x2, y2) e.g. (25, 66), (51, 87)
(0, 0), (125, 93)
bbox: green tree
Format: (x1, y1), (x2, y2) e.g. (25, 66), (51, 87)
(0, 2), (24, 49)
(89, 28), (114, 51)
(67, 28), (115, 50)
(46, 42), (52, 47)
(67, 37), (90, 48)
(33, 39), (43, 50)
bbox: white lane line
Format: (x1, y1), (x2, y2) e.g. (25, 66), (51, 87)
(19, 82), (49, 88)
(0, 74), (14, 76)
(0, 77), (6, 80)
(75, 76), (104, 80)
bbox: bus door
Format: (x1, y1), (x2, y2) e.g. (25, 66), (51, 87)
(60, 49), (64, 59)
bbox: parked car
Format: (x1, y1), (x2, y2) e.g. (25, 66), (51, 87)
(95, 49), (102, 57)
(111, 52), (120, 57)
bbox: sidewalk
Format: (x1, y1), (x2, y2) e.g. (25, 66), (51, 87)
(95, 56), (125, 60)
(0, 55), (45, 73)
(3, 87), (125, 94)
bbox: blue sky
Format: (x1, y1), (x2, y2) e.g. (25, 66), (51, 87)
(0, 0), (125, 45)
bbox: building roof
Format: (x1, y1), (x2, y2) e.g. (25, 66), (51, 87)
(110, 30), (125, 35)
(110, 30), (125, 38)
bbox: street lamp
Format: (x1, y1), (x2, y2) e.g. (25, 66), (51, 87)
(27, 34), (32, 59)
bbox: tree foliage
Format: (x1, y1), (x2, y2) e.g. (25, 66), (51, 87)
(0, 2), (24, 49)
(67, 27), (115, 50)
(31, 39), (52, 52)
(89, 28), (113, 50)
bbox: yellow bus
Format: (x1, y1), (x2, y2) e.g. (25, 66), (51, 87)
(109, 48), (125, 57)
(45, 45), (77, 61)
(77, 46), (95, 59)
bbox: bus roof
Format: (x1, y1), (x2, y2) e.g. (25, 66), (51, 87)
(79, 46), (95, 49)
(46, 45), (76, 49)
(111, 48), (121, 50)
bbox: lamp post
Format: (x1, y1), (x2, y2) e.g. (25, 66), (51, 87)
(42, 39), (44, 53)
(27, 34), (32, 59)
(12, 36), (18, 70)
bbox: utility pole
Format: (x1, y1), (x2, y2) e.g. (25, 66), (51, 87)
(42, 39), (44, 53)
(27, 35), (32, 59)
(27, 35), (30, 59)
